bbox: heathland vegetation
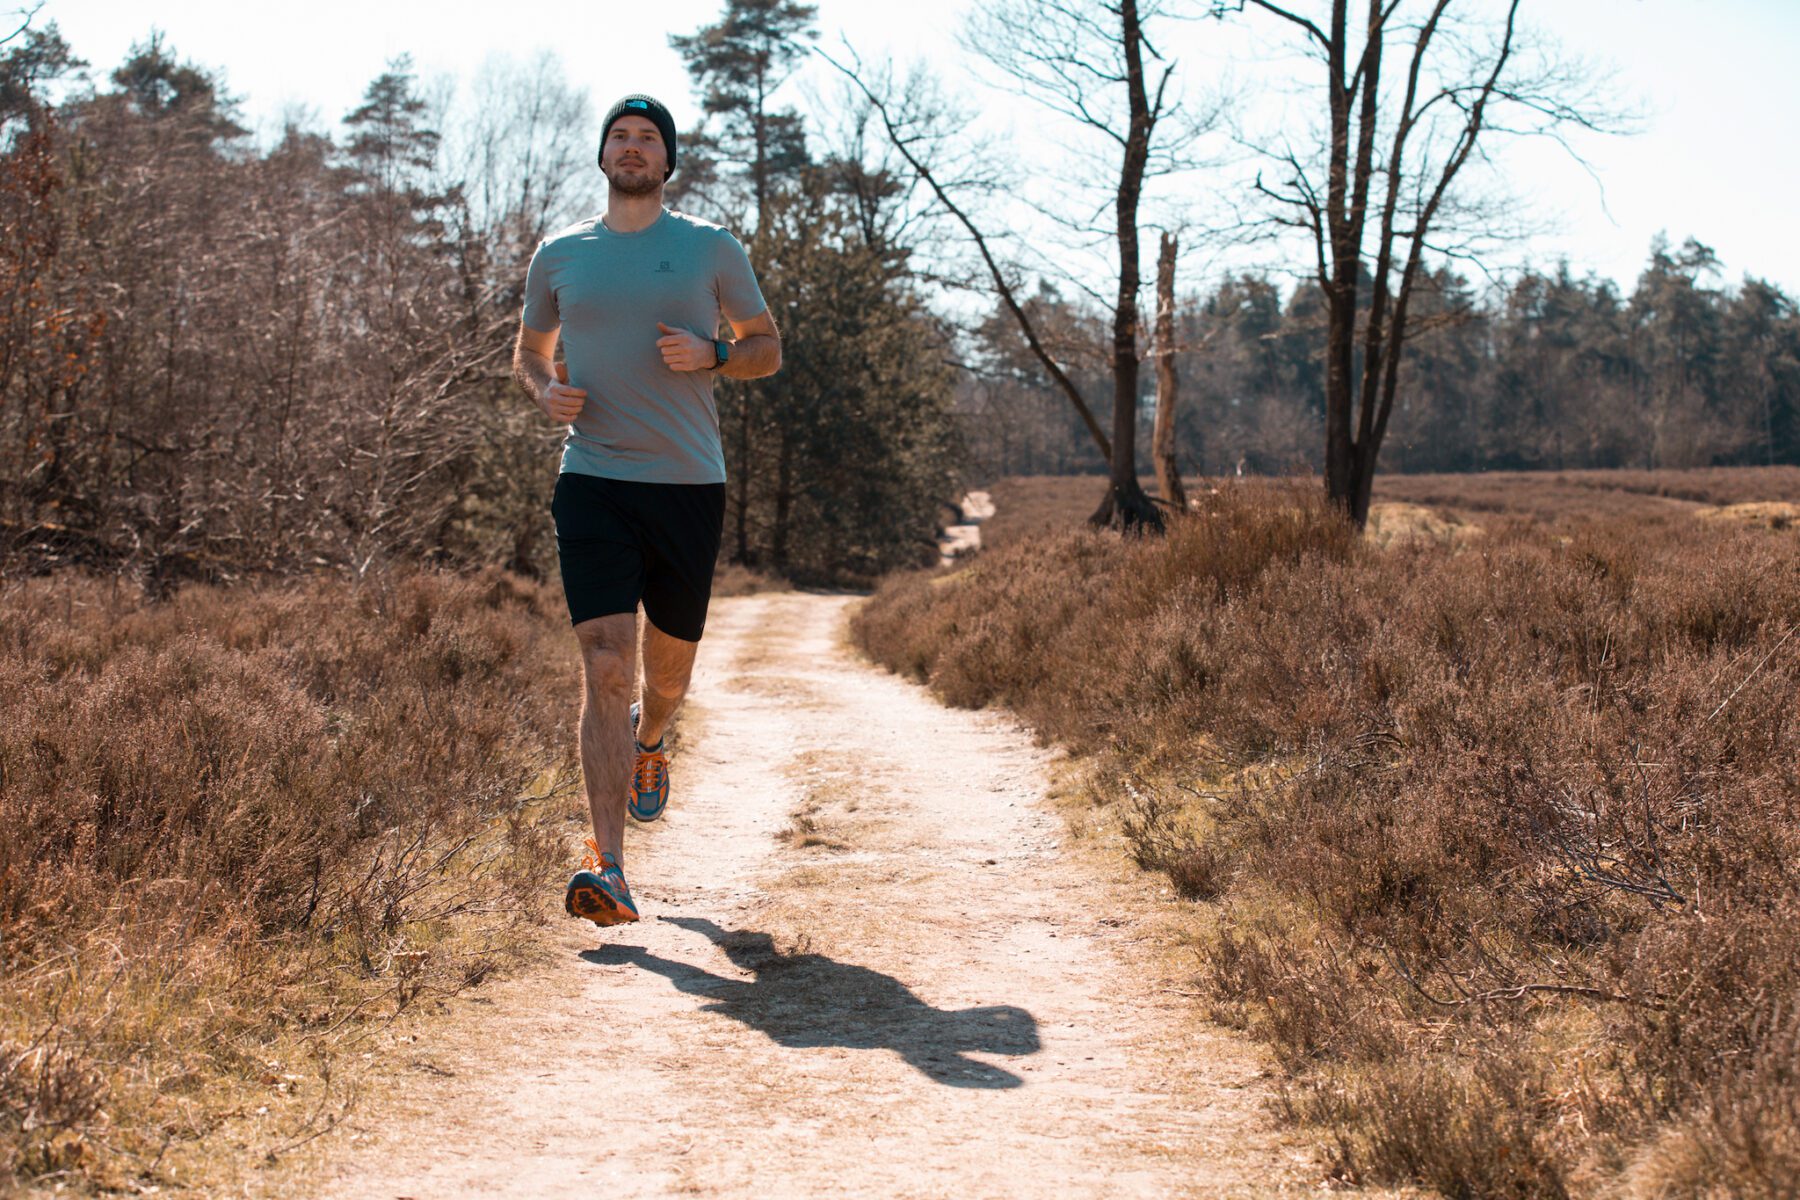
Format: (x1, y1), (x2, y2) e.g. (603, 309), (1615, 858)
(854, 475), (1800, 1197)
(0, 569), (578, 1188)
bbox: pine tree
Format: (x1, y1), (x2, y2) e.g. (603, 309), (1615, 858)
(669, 0), (817, 234)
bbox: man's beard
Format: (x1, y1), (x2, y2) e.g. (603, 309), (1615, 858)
(605, 163), (661, 197)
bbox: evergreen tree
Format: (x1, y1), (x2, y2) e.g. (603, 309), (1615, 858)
(669, 0), (816, 234)
(1722, 279), (1800, 467)
(344, 55), (440, 202)
(110, 33), (245, 142)
(670, 1), (966, 582)
(0, 19), (83, 136)
(749, 174), (959, 581)
(1630, 237), (1740, 467)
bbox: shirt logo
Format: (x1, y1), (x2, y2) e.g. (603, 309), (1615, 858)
(656, 261), (673, 273)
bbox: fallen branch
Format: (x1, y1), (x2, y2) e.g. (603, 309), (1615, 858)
(1382, 944), (1666, 1010)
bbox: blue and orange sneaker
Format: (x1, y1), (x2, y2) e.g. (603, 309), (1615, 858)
(627, 700), (670, 823)
(564, 838), (640, 926)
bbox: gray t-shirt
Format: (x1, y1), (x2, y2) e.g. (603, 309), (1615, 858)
(522, 208), (767, 485)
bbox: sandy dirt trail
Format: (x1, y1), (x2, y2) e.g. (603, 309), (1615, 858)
(309, 591), (1326, 1199)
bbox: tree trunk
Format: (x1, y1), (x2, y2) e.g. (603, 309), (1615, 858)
(1349, 445), (1375, 526)
(1151, 230), (1186, 511)
(1324, 290), (1358, 516)
(1322, 0), (1359, 519)
(772, 430), (792, 571)
(733, 395), (752, 564)
(1089, 0), (1163, 534)
(753, 69), (769, 236)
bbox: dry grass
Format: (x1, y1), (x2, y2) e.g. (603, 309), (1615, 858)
(1362, 502), (1484, 549)
(852, 480), (1800, 1198)
(0, 568), (584, 1193)
(978, 475), (1115, 551)
(775, 761), (863, 852)
(1694, 501), (1800, 531)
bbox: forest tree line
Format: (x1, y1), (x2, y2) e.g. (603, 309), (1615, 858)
(957, 239), (1800, 484)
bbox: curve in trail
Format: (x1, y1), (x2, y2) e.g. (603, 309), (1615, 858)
(309, 592), (1324, 1199)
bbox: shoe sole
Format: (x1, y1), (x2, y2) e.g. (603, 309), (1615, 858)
(628, 794), (667, 823)
(565, 879), (640, 926)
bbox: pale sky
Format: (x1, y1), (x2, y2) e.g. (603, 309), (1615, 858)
(34, 0), (1800, 299)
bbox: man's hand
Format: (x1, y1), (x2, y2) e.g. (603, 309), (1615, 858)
(540, 360), (587, 423)
(656, 322), (716, 372)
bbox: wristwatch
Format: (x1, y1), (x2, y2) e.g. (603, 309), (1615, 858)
(712, 339), (731, 370)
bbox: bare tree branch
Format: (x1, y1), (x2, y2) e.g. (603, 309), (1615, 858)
(818, 43), (1114, 463)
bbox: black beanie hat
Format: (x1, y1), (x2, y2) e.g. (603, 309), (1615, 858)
(600, 94), (678, 179)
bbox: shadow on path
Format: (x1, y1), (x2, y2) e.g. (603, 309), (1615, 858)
(581, 917), (1039, 1089)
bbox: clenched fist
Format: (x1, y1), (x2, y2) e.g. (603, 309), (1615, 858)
(656, 322), (717, 372)
(540, 360), (586, 423)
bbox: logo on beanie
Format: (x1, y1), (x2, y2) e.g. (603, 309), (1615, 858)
(627, 100), (649, 109)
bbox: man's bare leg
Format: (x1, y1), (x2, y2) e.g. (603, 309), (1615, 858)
(636, 618), (700, 750)
(576, 612), (637, 861)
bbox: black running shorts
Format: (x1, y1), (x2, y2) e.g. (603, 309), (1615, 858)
(550, 472), (727, 642)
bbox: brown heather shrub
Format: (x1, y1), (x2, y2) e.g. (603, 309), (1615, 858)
(0, 567), (581, 1192)
(1119, 785), (1228, 901)
(978, 475), (1116, 550)
(1294, 1049), (1573, 1200)
(853, 480), (1800, 1197)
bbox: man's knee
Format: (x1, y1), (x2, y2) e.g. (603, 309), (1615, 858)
(581, 644), (633, 699)
(575, 617), (635, 700)
(641, 640), (696, 701)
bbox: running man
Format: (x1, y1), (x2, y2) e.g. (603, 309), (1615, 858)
(512, 94), (782, 927)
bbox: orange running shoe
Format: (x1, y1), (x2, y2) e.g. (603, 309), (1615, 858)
(564, 838), (640, 926)
(627, 701), (670, 823)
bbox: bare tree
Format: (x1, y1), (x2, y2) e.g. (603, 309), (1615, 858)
(827, 0), (1212, 531)
(1151, 230), (1187, 508)
(967, 0), (1188, 530)
(1217, 0), (1618, 524)
(445, 53), (598, 263)
(801, 80), (938, 262)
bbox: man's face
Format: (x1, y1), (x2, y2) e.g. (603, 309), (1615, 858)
(601, 115), (667, 197)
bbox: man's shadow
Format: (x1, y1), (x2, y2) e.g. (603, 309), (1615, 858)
(582, 916), (1039, 1089)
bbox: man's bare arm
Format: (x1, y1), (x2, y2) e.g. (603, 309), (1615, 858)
(719, 309), (781, 380)
(513, 321), (586, 423)
(653, 310), (783, 379)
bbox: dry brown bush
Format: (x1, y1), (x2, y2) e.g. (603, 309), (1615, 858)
(853, 480), (1800, 1197)
(0, 568), (581, 1192)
